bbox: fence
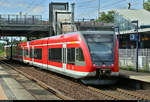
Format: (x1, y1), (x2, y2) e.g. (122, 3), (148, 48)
(119, 49), (150, 71)
(0, 14), (48, 25)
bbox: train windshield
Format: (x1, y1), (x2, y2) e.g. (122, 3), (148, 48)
(84, 34), (113, 62)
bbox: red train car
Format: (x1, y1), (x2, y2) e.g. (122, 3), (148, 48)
(7, 31), (119, 85)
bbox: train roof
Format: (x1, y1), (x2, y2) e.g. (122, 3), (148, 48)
(30, 30), (114, 41)
(29, 30), (115, 45)
(79, 31), (114, 35)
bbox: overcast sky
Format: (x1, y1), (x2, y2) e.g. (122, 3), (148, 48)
(0, 0), (145, 20)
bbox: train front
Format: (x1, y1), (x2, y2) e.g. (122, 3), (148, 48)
(80, 31), (119, 85)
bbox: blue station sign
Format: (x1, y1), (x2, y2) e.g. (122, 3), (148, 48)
(130, 34), (137, 41)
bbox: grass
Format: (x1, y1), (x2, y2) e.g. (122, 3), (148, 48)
(120, 65), (150, 73)
(0, 50), (5, 57)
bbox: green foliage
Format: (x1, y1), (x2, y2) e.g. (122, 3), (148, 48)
(95, 11), (115, 23)
(144, 0), (150, 12)
(120, 66), (135, 71)
(0, 50), (5, 57)
(127, 66), (135, 71)
(0, 43), (6, 57)
(7, 38), (27, 45)
(0, 43), (5, 51)
(120, 65), (150, 73)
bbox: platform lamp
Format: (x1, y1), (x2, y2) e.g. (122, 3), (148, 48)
(131, 20), (139, 72)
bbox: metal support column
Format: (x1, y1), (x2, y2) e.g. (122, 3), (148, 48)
(71, 3), (75, 32)
(131, 20), (139, 72)
(136, 21), (139, 72)
(146, 48), (149, 71)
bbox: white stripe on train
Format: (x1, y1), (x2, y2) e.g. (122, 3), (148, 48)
(25, 59), (119, 78)
(13, 58), (119, 78)
(24, 41), (80, 47)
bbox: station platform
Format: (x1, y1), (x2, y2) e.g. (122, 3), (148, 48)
(0, 66), (35, 100)
(119, 69), (150, 83)
(0, 65), (60, 100)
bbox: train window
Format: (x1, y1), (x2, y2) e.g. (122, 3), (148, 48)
(12, 46), (17, 58)
(30, 49), (33, 58)
(67, 48), (75, 65)
(75, 48), (86, 66)
(34, 48), (42, 60)
(84, 34), (113, 43)
(84, 34), (113, 61)
(24, 49), (29, 57)
(6, 46), (11, 58)
(19, 49), (22, 56)
(48, 48), (62, 62)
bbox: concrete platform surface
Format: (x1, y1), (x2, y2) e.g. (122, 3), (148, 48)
(0, 65), (60, 100)
(119, 69), (150, 83)
(0, 65), (35, 100)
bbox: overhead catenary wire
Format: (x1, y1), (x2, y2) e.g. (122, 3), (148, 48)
(24, 0), (48, 15)
(75, 0), (97, 5)
(101, 0), (125, 8)
(0, 0), (27, 14)
(76, 0), (126, 14)
(75, 0), (133, 20)
(75, 0), (97, 8)
(76, 0), (127, 11)
(23, 0), (36, 14)
(101, 0), (128, 10)
(77, 0), (141, 10)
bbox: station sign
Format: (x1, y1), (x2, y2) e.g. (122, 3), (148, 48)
(130, 34), (137, 41)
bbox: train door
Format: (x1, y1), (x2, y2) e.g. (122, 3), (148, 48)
(62, 44), (67, 71)
(29, 46), (34, 65)
(22, 47), (24, 62)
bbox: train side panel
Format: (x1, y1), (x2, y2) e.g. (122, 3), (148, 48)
(42, 39), (48, 70)
(11, 31), (119, 79)
(31, 40), (43, 68)
(5, 45), (11, 59)
(111, 37), (119, 76)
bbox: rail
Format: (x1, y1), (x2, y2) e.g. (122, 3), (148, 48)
(1, 57), (150, 100)
(0, 59), (73, 100)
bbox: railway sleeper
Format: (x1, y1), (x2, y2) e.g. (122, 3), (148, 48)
(88, 86), (127, 100)
(117, 88), (150, 100)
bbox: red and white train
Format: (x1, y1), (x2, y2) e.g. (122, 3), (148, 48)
(5, 31), (119, 85)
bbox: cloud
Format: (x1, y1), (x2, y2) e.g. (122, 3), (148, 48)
(0, 1), (28, 9)
(27, 6), (47, 15)
(0, 0), (47, 15)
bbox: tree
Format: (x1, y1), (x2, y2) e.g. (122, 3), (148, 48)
(95, 11), (115, 23)
(144, 0), (150, 12)
(0, 43), (6, 56)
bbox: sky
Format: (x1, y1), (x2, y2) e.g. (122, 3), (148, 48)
(0, 0), (147, 43)
(0, 0), (145, 21)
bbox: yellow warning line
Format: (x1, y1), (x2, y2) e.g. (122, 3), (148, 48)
(0, 84), (8, 100)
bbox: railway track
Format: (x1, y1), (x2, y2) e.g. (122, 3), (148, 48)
(1, 58), (150, 100)
(0, 59), (72, 100)
(88, 86), (150, 100)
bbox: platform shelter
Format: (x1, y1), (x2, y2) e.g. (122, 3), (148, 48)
(114, 9), (150, 49)
(114, 9), (150, 71)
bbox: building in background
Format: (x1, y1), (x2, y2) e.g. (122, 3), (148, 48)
(114, 9), (150, 70)
(114, 9), (150, 49)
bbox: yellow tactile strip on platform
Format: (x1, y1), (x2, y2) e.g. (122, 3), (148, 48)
(0, 84), (8, 100)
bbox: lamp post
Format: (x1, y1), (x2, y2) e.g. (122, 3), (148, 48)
(131, 20), (139, 72)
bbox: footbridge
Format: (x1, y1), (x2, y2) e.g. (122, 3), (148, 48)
(0, 14), (50, 40)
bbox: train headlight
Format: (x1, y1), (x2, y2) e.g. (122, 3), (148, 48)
(93, 64), (96, 67)
(102, 64), (106, 67)
(111, 64), (114, 67)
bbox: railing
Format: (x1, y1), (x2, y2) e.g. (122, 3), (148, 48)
(119, 49), (150, 71)
(0, 14), (48, 25)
